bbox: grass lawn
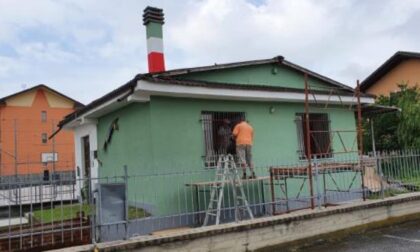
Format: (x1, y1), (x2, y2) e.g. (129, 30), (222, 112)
(367, 188), (409, 200)
(401, 178), (420, 187)
(32, 204), (150, 224)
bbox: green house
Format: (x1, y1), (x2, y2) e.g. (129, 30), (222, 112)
(61, 55), (374, 216)
(60, 7), (375, 237)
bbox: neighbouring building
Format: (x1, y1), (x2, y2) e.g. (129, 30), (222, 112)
(0, 85), (83, 180)
(361, 51), (420, 96)
(60, 7), (375, 236)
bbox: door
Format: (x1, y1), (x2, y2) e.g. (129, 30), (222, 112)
(82, 136), (91, 179)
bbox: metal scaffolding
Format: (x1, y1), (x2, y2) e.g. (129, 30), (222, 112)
(269, 74), (366, 214)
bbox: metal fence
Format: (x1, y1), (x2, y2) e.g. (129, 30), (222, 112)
(0, 172), (87, 251)
(1, 149), (420, 251)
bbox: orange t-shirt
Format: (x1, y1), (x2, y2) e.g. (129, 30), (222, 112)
(233, 121), (254, 145)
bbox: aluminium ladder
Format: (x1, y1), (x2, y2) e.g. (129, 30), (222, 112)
(202, 154), (254, 226)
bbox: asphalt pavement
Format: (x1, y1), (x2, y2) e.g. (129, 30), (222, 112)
(292, 220), (420, 252)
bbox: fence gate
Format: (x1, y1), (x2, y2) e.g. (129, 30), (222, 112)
(96, 183), (128, 241)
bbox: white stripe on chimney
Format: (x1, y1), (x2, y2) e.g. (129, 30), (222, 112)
(147, 37), (164, 54)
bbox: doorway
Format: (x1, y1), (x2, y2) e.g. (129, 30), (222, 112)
(82, 135), (91, 179)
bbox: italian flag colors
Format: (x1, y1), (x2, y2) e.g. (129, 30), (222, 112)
(143, 6), (165, 73)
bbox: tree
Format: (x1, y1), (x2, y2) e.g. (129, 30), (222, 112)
(396, 85), (420, 148)
(364, 85), (420, 152)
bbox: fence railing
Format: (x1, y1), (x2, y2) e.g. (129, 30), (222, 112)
(1, 149), (420, 251)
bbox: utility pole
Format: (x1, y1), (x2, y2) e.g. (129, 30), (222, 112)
(51, 119), (57, 198)
(14, 119), (18, 180)
(0, 116), (2, 178)
(0, 141), (2, 178)
(14, 119), (18, 203)
(51, 120), (56, 175)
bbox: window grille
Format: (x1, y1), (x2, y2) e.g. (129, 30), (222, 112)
(201, 111), (245, 167)
(295, 113), (332, 159)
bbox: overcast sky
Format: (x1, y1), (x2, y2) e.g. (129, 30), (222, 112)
(1, 0), (420, 104)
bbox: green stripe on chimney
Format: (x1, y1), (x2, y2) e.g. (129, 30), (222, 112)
(146, 22), (163, 39)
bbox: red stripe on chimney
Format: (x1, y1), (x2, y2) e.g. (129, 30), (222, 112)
(147, 52), (165, 73)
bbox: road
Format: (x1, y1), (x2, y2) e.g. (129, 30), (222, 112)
(294, 220), (420, 252)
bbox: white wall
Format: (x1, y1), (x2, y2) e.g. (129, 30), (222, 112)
(72, 122), (98, 199)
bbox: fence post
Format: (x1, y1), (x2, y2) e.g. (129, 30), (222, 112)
(124, 165), (129, 240)
(313, 156), (322, 209)
(88, 168), (95, 245)
(376, 151), (385, 199)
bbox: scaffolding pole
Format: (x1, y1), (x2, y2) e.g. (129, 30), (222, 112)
(304, 73), (315, 209)
(356, 80), (366, 201)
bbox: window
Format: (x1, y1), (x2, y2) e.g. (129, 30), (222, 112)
(41, 133), (48, 144)
(41, 111), (47, 122)
(201, 111), (245, 167)
(296, 113), (332, 159)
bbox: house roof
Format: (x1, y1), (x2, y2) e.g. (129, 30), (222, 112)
(361, 104), (401, 117)
(360, 51), (420, 92)
(153, 56), (355, 92)
(59, 56), (365, 128)
(0, 84), (84, 108)
(142, 76), (373, 97)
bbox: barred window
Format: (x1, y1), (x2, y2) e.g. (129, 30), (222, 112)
(296, 113), (332, 159)
(201, 111), (245, 167)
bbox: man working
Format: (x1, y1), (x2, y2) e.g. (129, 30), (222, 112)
(217, 119), (231, 155)
(232, 119), (255, 179)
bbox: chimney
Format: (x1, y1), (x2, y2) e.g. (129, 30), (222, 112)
(143, 6), (165, 73)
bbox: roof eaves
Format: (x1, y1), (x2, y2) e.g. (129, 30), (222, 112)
(58, 75), (141, 128)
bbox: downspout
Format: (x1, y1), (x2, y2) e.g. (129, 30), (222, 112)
(117, 84), (136, 102)
(49, 126), (62, 140)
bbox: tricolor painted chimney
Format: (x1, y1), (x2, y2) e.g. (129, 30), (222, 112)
(143, 6), (165, 73)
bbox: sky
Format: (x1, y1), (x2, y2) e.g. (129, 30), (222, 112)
(1, 0), (420, 104)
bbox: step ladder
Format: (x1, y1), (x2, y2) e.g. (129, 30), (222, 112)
(202, 154), (254, 226)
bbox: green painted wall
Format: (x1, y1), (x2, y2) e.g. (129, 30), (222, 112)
(177, 63), (333, 91)
(96, 97), (360, 216)
(147, 97), (358, 169)
(97, 103), (153, 176)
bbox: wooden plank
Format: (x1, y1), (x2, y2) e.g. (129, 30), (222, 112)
(186, 176), (270, 187)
